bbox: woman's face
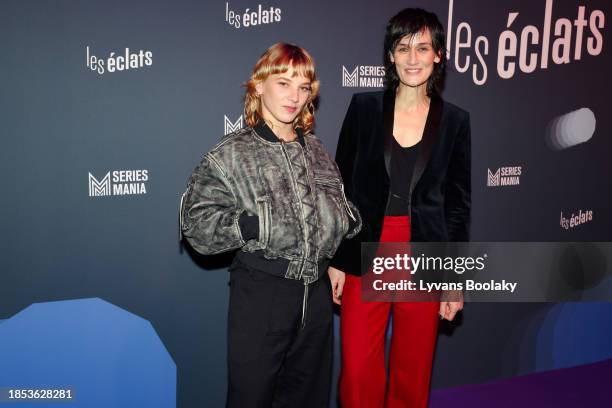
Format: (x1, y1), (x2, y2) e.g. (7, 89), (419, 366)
(256, 67), (312, 128)
(390, 29), (440, 89)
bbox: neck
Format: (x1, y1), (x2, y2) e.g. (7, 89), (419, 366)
(265, 119), (296, 142)
(395, 83), (430, 111)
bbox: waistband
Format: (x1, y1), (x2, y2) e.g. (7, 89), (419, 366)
(382, 215), (411, 226)
(235, 249), (329, 284)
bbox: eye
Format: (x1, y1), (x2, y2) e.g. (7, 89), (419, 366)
(278, 81), (288, 87)
(300, 86), (311, 92)
(418, 47), (429, 52)
(397, 47), (409, 53)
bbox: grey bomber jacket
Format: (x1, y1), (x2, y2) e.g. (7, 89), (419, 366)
(180, 123), (362, 284)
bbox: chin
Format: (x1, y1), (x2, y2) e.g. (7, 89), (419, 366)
(400, 78), (428, 88)
(283, 114), (298, 123)
(275, 114), (296, 124)
(282, 116), (295, 124)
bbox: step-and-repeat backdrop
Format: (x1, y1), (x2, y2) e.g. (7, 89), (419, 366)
(2, 0), (611, 407)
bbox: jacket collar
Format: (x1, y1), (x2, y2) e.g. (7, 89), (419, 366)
(253, 121), (305, 147)
(382, 88), (443, 198)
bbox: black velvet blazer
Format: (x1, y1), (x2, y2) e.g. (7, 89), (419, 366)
(330, 89), (471, 276)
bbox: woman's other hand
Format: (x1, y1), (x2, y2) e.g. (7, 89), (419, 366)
(439, 290), (464, 321)
(328, 266), (346, 305)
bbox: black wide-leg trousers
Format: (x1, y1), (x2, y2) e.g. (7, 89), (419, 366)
(226, 259), (333, 408)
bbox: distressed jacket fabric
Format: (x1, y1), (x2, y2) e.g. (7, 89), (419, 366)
(180, 123), (362, 284)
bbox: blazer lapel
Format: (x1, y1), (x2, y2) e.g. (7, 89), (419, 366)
(408, 95), (443, 198)
(382, 88), (395, 178)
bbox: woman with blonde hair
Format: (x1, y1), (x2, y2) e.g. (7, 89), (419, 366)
(180, 43), (361, 407)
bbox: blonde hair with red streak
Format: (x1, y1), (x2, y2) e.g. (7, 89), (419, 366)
(244, 43), (320, 134)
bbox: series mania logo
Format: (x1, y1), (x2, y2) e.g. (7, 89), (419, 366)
(487, 166), (522, 187)
(342, 65), (385, 88)
(88, 170), (149, 197)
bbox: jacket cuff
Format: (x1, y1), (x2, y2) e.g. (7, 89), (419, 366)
(345, 201), (362, 239)
(238, 212), (259, 241)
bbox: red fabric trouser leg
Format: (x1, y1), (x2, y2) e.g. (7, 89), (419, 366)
(339, 273), (390, 407)
(385, 296), (439, 407)
(339, 216), (439, 408)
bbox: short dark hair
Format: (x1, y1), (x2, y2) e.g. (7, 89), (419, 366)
(383, 8), (447, 95)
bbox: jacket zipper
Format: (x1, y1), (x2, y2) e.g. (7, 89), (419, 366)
(280, 142), (311, 280)
(301, 283), (309, 329)
(280, 142), (313, 330)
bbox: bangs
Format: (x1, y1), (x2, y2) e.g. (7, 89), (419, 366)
(255, 44), (316, 81)
(393, 27), (430, 49)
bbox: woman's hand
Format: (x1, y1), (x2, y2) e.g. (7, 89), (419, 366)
(328, 266), (346, 305)
(439, 290), (464, 321)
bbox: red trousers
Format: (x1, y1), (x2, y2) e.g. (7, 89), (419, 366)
(339, 216), (439, 408)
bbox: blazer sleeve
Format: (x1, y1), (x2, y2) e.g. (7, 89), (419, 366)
(330, 95), (363, 272)
(180, 154), (246, 255)
(335, 94), (359, 197)
(444, 112), (471, 241)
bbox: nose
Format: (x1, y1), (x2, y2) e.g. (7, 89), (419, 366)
(288, 85), (299, 103)
(408, 49), (418, 65)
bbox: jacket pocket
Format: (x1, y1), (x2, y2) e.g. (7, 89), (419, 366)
(314, 176), (356, 222)
(313, 176), (350, 257)
(179, 177), (195, 242)
(255, 196), (271, 249)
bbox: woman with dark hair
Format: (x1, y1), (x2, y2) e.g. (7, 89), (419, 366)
(180, 43), (361, 407)
(328, 8), (470, 408)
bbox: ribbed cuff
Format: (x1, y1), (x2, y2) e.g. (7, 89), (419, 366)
(238, 213), (259, 241)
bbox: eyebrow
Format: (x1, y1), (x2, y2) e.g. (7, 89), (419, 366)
(277, 76), (311, 86)
(397, 42), (432, 47)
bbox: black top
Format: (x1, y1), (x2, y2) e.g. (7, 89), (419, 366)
(386, 137), (420, 215)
